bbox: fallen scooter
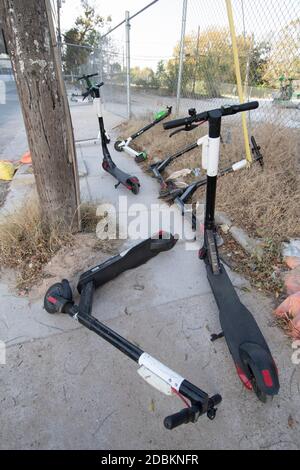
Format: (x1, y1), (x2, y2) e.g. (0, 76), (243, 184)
(164, 102), (280, 402)
(152, 135), (264, 230)
(44, 233), (222, 430)
(114, 106), (172, 163)
(84, 81), (140, 195)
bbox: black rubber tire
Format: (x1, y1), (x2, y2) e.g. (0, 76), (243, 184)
(251, 377), (273, 404)
(44, 283), (64, 315)
(114, 140), (124, 152)
(131, 182), (140, 195)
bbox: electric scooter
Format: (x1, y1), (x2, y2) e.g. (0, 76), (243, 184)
(44, 233), (222, 430)
(152, 136), (264, 230)
(114, 106), (173, 163)
(85, 81), (140, 195)
(73, 73), (110, 145)
(164, 102), (280, 402)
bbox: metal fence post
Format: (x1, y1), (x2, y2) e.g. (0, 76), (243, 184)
(125, 11), (131, 119)
(176, 0), (188, 115)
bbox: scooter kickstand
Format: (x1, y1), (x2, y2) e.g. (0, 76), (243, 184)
(114, 182), (121, 189)
(211, 332), (225, 342)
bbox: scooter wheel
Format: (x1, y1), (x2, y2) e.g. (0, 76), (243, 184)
(131, 182), (140, 195)
(114, 141), (123, 152)
(251, 378), (273, 404)
(135, 152), (147, 164)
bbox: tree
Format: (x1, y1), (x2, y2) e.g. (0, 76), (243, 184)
(263, 20), (300, 87)
(63, 0), (112, 76)
(0, 27), (6, 54)
(159, 28), (271, 98)
(1, 0), (80, 229)
(131, 66), (156, 88)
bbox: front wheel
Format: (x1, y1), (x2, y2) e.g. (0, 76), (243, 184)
(114, 140), (124, 152)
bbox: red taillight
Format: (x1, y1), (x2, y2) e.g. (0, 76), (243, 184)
(47, 296), (57, 305)
(236, 366), (253, 390)
(262, 370), (273, 388)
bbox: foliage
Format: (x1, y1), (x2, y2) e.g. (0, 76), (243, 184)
(128, 20), (299, 97)
(263, 20), (300, 86)
(62, 0), (112, 76)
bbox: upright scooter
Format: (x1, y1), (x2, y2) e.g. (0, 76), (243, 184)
(84, 81), (140, 195)
(114, 106), (172, 163)
(164, 102), (280, 402)
(44, 233), (222, 430)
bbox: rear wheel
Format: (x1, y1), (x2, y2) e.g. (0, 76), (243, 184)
(131, 182), (140, 195)
(114, 140), (123, 152)
(251, 376), (273, 404)
(135, 152), (147, 163)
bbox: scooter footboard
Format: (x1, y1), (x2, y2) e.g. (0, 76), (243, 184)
(78, 233), (178, 293)
(206, 263), (279, 396)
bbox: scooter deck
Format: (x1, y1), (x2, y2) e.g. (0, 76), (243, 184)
(206, 263), (279, 394)
(78, 235), (177, 293)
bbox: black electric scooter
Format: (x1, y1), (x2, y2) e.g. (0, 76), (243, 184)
(44, 233), (222, 430)
(152, 136), (264, 230)
(164, 102), (280, 402)
(114, 106), (173, 163)
(85, 81), (140, 195)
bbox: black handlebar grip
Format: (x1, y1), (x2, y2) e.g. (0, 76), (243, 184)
(163, 117), (191, 130)
(77, 72), (99, 81)
(234, 101), (259, 113)
(164, 407), (197, 430)
(222, 101), (259, 116)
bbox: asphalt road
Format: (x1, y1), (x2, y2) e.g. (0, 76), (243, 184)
(0, 81), (26, 160)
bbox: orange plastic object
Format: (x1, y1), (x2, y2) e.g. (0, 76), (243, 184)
(275, 292), (300, 319)
(284, 267), (300, 295)
(20, 151), (32, 164)
(284, 257), (300, 270)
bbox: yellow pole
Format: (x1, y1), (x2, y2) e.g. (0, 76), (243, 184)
(225, 0), (253, 163)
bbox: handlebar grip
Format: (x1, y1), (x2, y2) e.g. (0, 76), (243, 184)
(164, 406), (198, 430)
(77, 73), (99, 81)
(223, 101), (259, 116)
(163, 117), (192, 130)
(235, 101), (259, 112)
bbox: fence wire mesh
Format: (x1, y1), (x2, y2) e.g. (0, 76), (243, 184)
(181, 0), (300, 130)
(5, 1), (299, 135)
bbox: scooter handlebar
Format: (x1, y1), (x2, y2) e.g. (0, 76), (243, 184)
(164, 406), (199, 430)
(163, 101), (259, 130)
(77, 72), (99, 81)
(163, 117), (192, 130)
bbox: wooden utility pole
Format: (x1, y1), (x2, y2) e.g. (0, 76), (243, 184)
(0, 0), (81, 230)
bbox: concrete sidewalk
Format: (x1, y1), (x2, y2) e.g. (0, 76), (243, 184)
(0, 104), (299, 450)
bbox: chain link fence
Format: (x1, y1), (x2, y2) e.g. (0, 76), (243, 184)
(29, 0), (300, 133)
(181, 0), (300, 131)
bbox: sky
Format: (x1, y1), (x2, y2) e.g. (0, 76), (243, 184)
(59, 0), (298, 69)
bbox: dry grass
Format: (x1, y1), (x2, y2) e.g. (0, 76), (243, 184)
(118, 117), (299, 298)
(0, 201), (113, 290)
(118, 118), (300, 241)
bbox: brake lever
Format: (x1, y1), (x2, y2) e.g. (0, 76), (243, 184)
(169, 124), (199, 138)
